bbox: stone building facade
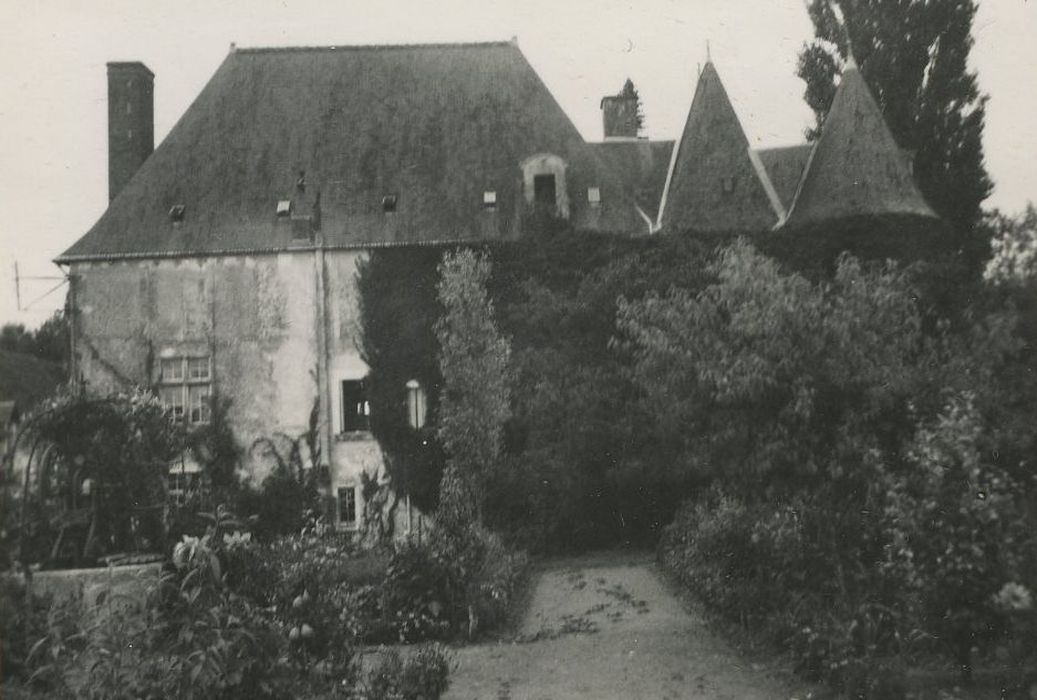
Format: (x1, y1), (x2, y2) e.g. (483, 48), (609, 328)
(57, 41), (937, 530)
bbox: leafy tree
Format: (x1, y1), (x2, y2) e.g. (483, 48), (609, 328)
(797, 0), (992, 271)
(0, 311), (67, 367)
(434, 250), (511, 527)
(616, 240), (972, 493)
(34, 311), (68, 367)
(984, 203), (1037, 286)
(0, 323), (34, 356)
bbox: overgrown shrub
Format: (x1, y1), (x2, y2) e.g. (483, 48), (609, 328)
(240, 400), (329, 541)
(646, 241), (1037, 691)
(17, 508), (365, 699)
(382, 525), (529, 642)
(363, 645), (451, 700)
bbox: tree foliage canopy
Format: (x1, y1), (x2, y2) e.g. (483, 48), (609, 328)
(0, 311), (68, 368)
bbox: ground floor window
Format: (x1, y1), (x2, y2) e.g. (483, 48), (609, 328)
(158, 356), (211, 425)
(167, 470), (201, 507)
(338, 486), (358, 525)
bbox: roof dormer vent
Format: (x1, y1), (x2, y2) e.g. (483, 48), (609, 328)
(483, 190), (497, 209)
(276, 199), (293, 217)
(168, 204), (186, 223)
(382, 194), (398, 213)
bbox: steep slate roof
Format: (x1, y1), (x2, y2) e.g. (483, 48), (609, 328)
(658, 61), (781, 233)
(755, 144), (812, 211)
(588, 139), (674, 221)
(781, 61), (936, 228)
(59, 42), (644, 262)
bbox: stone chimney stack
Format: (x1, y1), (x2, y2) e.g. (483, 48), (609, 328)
(600, 82), (640, 139)
(107, 62), (154, 203)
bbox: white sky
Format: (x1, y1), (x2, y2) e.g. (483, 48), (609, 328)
(1, 0), (1034, 328)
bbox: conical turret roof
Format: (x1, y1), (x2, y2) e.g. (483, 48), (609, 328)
(781, 61), (936, 228)
(659, 61), (782, 233)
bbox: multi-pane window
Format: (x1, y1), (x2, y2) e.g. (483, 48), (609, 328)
(167, 470), (201, 507)
(338, 486), (357, 525)
(341, 379), (370, 433)
(159, 356), (211, 425)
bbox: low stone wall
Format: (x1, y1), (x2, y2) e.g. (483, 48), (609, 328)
(28, 562), (163, 609)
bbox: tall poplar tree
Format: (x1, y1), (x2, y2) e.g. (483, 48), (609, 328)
(435, 249), (511, 527)
(797, 0), (993, 274)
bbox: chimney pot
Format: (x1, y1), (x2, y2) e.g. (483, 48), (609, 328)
(107, 62), (154, 203)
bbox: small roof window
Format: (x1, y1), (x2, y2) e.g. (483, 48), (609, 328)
(276, 199), (293, 217)
(382, 194), (398, 213)
(587, 187), (601, 205)
(168, 204), (186, 223)
(483, 190), (497, 208)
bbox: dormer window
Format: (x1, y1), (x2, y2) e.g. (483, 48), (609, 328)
(276, 199), (293, 217)
(587, 187), (602, 206)
(720, 176), (736, 195)
(168, 204), (186, 223)
(382, 194), (398, 213)
(483, 190), (497, 209)
(521, 154), (569, 219)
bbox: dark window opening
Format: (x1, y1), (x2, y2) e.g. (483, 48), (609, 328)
(382, 194), (398, 213)
(533, 174), (556, 208)
(341, 379), (370, 433)
(338, 487), (357, 524)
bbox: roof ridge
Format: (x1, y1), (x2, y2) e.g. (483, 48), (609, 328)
(233, 40), (514, 54)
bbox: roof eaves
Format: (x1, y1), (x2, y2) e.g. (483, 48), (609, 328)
(53, 237), (519, 265)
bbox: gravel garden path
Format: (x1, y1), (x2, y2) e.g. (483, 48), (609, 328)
(443, 552), (806, 700)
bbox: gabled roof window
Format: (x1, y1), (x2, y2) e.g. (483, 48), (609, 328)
(382, 194), (398, 213)
(720, 176), (737, 195)
(587, 187), (601, 206)
(276, 199), (293, 217)
(483, 191), (497, 209)
(168, 204), (186, 223)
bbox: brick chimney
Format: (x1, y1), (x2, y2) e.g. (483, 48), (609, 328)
(601, 81), (640, 139)
(107, 62), (154, 202)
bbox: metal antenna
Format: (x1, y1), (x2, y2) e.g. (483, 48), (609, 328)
(13, 261), (68, 311)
